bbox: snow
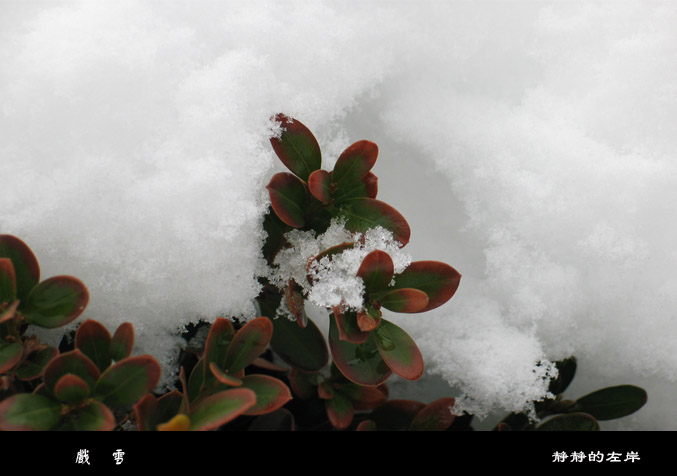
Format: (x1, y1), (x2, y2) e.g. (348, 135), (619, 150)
(1, 0), (676, 428)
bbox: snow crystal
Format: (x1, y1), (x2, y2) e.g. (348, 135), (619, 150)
(269, 219), (410, 311)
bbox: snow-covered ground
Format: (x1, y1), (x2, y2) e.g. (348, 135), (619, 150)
(2, 1), (675, 429)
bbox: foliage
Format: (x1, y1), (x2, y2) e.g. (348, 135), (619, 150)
(0, 116), (648, 432)
(495, 357), (648, 431)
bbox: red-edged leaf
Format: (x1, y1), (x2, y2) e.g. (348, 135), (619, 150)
(0, 258), (17, 302)
(334, 309), (370, 344)
(325, 392), (354, 430)
(288, 368), (317, 400)
(308, 169), (331, 203)
(266, 172), (308, 228)
(189, 388), (257, 431)
(409, 397), (456, 431)
(187, 358), (206, 403)
(248, 408), (295, 431)
(251, 357), (288, 372)
(22, 276), (89, 329)
(0, 394), (61, 431)
(370, 400), (426, 431)
(0, 342), (23, 374)
(0, 235), (40, 303)
(43, 349), (100, 396)
(204, 318), (236, 371)
(341, 198), (411, 246)
(58, 400), (115, 431)
(374, 319), (424, 381)
(390, 261), (461, 313)
(318, 381), (334, 400)
(329, 317), (392, 386)
(356, 308), (381, 332)
(357, 250), (394, 294)
(336, 382), (388, 411)
(536, 413), (600, 431)
(134, 393), (158, 431)
(155, 390), (184, 429)
(53, 373), (90, 404)
(110, 322), (134, 361)
(242, 374), (293, 416)
(270, 114), (322, 182)
(0, 299), (19, 324)
(75, 319), (112, 372)
(356, 419), (377, 431)
(379, 288), (429, 313)
(362, 172), (378, 199)
(93, 355), (161, 407)
(331, 140), (378, 188)
(209, 361), (243, 387)
(15, 345), (58, 381)
(224, 317), (273, 374)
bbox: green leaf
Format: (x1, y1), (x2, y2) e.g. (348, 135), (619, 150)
(572, 385), (647, 421)
(340, 198), (411, 246)
(0, 235), (40, 303)
(0, 393), (62, 431)
(331, 140), (378, 189)
(224, 317), (273, 374)
(356, 419), (378, 431)
(325, 392), (354, 430)
(241, 374), (293, 416)
(43, 349), (100, 396)
(155, 390), (184, 429)
(287, 368), (317, 399)
(356, 250), (394, 294)
(75, 319), (112, 372)
(379, 288), (429, 313)
(369, 399), (426, 431)
(248, 408), (295, 431)
(308, 169), (331, 203)
(548, 356), (577, 395)
(335, 382), (387, 410)
(389, 261), (461, 312)
(262, 207), (293, 265)
(536, 412), (600, 431)
(266, 172), (308, 228)
(133, 393), (158, 431)
(22, 276), (89, 329)
(270, 315), (329, 372)
(409, 398), (456, 431)
(0, 258), (17, 302)
(209, 361), (243, 387)
(53, 373), (90, 404)
(15, 346), (58, 381)
(329, 317), (392, 386)
(187, 358), (206, 403)
(93, 355), (161, 407)
(0, 299), (19, 324)
(110, 322), (134, 361)
(56, 400), (115, 431)
(0, 341), (23, 374)
(270, 114), (322, 181)
(189, 388), (257, 431)
(494, 412), (530, 431)
(373, 319), (424, 380)
(204, 318), (236, 372)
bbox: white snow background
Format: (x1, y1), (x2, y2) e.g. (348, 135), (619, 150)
(1, 1), (676, 429)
